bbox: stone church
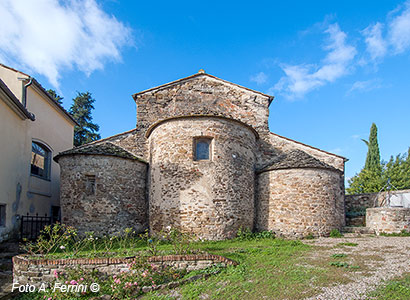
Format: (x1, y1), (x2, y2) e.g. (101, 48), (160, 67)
(55, 70), (346, 240)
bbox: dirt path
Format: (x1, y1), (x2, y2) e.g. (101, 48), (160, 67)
(304, 236), (410, 300)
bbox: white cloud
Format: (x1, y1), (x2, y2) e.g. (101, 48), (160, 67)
(347, 79), (383, 94)
(272, 24), (356, 99)
(0, 0), (133, 87)
(362, 23), (387, 61)
(250, 72), (268, 85)
(388, 1), (410, 53)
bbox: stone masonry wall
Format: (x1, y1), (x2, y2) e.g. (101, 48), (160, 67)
(345, 189), (410, 212)
(148, 116), (256, 240)
(58, 155), (148, 236)
(366, 207), (410, 234)
(13, 254), (236, 288)
(256, 168), (345, 237)
(134, 75), (271, 134)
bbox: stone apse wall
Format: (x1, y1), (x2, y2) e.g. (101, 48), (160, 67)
(256, 168), (345, 237)
(58, 154), (148, 235)
(147, 116), (257, 240)
(55, 72), (347, 240)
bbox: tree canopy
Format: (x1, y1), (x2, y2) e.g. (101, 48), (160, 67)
(69, 92), (101, 146)
(47, 89), (63, 105)
(347, 123), (410, 194)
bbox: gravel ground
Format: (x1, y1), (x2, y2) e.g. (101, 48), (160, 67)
(304, 236), (410, 300)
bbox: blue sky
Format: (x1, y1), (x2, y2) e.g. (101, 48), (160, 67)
(1, 0), (410, 182)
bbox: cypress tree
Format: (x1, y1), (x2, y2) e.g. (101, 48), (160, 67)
(362, 123), (381, 174)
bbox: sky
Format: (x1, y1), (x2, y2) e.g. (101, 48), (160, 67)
(1, 0), (410, 182)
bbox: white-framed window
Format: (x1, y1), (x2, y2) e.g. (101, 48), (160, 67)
(31, 141), (51, 180)
(194, 137), (212, 161)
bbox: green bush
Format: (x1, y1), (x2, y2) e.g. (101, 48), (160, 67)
(329, 229), (343, 238)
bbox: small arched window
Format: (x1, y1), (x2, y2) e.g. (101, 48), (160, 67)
(194, 138), (212, 161)
(31, 141), (51, 180)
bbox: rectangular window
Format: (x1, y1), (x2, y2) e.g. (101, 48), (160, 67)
(31, 141), (51, 179)
(0, 205), (6, 227)
(85, 175), (96, 196)
(194, 138), (212, 161)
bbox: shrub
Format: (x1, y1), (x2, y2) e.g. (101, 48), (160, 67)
(236, 227), (275, 240)
(329, 229), (343, 238)
(110, 257), (186, 298)
(304, 233), (315, 240)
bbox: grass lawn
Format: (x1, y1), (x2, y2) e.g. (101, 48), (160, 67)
(366, 274), (410, 300)
(14, 237), (409, 300)
(141, 238), (362, 300)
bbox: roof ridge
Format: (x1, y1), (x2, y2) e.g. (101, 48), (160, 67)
(132, 72), (273, 103)
(54, 141), (147, 163)
(269, 132), (347, 160)
(258, 149), (340, 173)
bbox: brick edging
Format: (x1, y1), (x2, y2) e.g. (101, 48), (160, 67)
(13, 253), (238, 266)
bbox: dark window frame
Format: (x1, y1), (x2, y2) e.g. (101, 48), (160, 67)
(85, 175), (96, 196)
(30, 141), (51, 180)
(194, 137), (213, 161)
(0, 204), (6, 227)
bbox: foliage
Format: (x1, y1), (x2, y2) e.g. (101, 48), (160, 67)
(329, 261), (350, 268)
(363, 123), (382, 175)
(379, 230), (410, 237)
(20, 222), (77, 257)
(236, 227), (275, 240)
(329, 229), (343, 238)
(383, 149), (410, 191)
(336, 242), (358, 247)
(331, 253), (347, 258)
(167, 227), (196, 255)
(69, 91), (100, 146)
(21, 223), (144, 259)
(304, 233), (315, 240)
(347, 123), (410, 195)
(110, 257), (186, 299)
(345, 206), (367, 218)
(47, 89), (63, 105)
(367, 274), (410, 300)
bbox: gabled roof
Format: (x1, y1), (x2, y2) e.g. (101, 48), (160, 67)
(30, 78), (78, 126)
(54, 142), (147, 163)
(270, 132), (347, 161)
(0, 63), (78, 126)
(258, 149), (340, 173)
(0, 78), (35, 121)
(132, 71), (274, 104)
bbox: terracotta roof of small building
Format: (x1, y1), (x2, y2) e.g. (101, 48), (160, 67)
(54, 142), (147, 163)
(258, 149), (340, 173)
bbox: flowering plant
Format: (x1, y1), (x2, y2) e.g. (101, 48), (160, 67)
(110, 256), (186, 298)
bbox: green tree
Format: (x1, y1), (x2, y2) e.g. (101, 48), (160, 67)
(47, 89), (63, 105)
(362, 123), (381, 175)
(346, 169), (384, 194)
(384, 148), (410, 190)
(347, 123), (383, 194)
(69, 92), (100, 146)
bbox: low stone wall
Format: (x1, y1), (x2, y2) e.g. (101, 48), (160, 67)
(366, 207), (410, 235)
(13, 254), (237, 287)
(345, 190), (410, 226)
